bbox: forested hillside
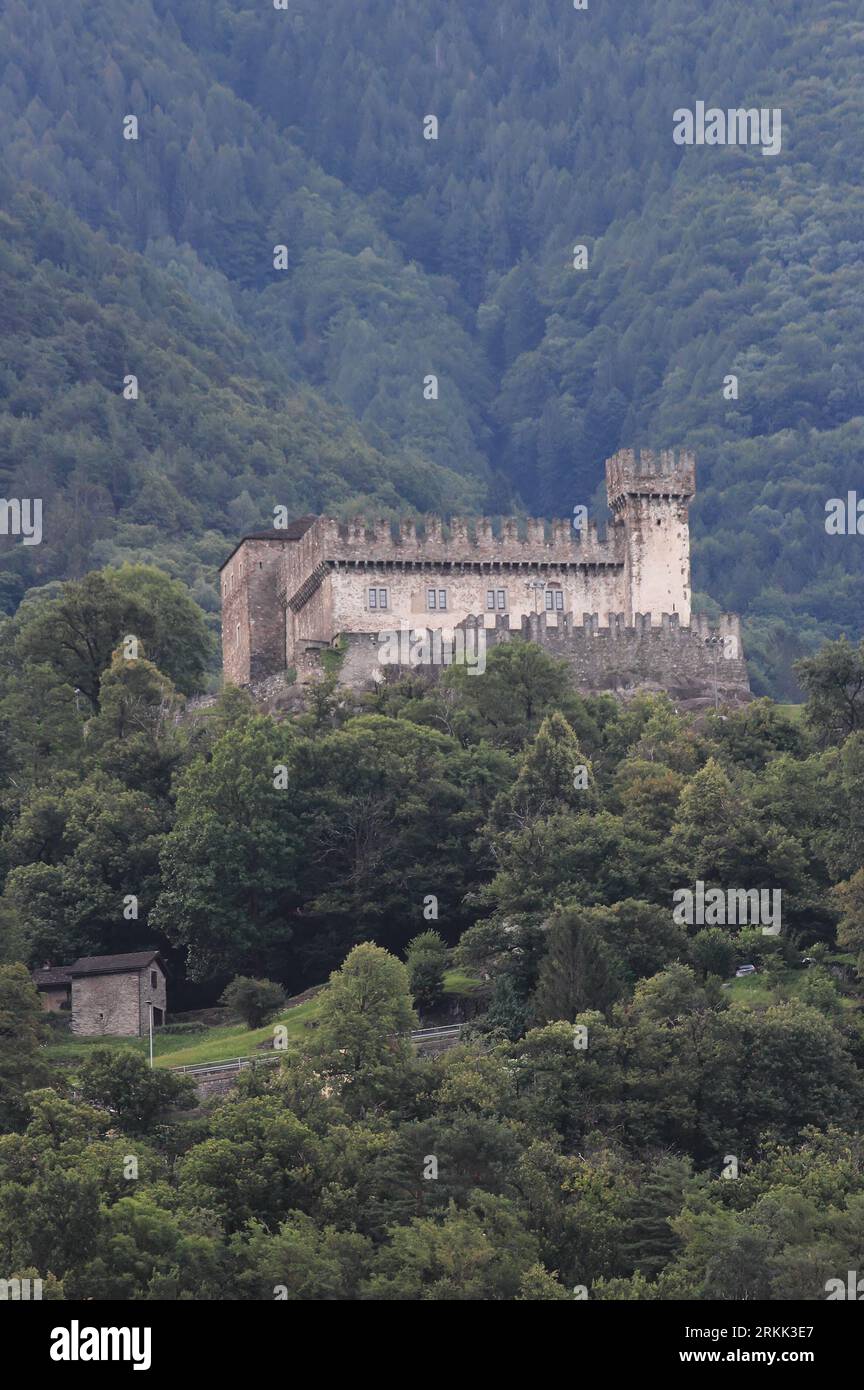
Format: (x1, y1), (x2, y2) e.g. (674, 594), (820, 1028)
(3, 600), (864, 1298)
(0, 173), (483, 629)
(2, 0), (864, 694)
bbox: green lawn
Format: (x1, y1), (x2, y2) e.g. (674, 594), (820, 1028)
(442, 968), (485, 997)
(42, 996), (323, 1070)
(155, 996), (321, 1068)
(776, 703), (805, 722)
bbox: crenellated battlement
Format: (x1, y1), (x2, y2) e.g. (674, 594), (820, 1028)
(287, 512), (622, 568)
(606, 447), (696, 510)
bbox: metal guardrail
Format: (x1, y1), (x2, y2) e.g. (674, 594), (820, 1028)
(174, 1053), (280, 1076)
(172, 1024), (465, 1074)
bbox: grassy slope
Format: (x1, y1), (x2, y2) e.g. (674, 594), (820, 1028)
(42, 969), (484, 1069)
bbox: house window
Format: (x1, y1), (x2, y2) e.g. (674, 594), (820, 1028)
(150, 971), (158, 990)
(429, 589), (447, 611)
(545, 589), (564, 611)
(368, 587), (388, 610)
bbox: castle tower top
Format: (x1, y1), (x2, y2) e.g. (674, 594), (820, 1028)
(606, 448), (696, 510)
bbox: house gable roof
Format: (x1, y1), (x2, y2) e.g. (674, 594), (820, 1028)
(68, 951), (166, 979)
(32, 966), (73, 988)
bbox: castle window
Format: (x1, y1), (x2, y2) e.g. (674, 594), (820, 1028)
(150, 971), (157, 990)
(378, 588), (388, 610)
(368, 587), (388, 610)
(427, 588), (437, 610)
(488, 589), (507, 610)
(545, 589), (564, 611)
(486, 590), (495, 609)
(496, 589), (507, 610)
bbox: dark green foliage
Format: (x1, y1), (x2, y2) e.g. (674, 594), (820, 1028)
(77, 1049), (196, 1132)
(405, 931), (448, 1013)
(220, 976), (287, 1029)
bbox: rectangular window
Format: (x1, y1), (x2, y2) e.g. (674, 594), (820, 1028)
(486, 590), (496, 610)
(544, 590), (553, 610)
(545, 589), (564, 611)
(368, 588), (377, 610)
(438, 590), (447, 610)
(427, 588), (437, 610)
(496, 589), (507, 610)
(378, 588), (388, 611)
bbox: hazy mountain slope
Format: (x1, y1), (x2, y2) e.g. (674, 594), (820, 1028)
(0, 172), (483, 621)
(0, 0), (495, 497)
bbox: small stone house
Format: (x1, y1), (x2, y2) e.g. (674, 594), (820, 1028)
(65, 951), (168, 1037)
(32, 952), (169, 1035)
(31, 964), (73, 1013)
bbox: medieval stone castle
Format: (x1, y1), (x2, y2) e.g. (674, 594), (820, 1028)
(220, 448), (751, 706)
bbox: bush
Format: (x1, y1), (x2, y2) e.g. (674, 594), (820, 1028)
(219, 976), (286, 1028)
(406, 931), (449, 1012)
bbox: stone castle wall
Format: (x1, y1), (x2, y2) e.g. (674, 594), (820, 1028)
(331, 610), (749, 705)
(220, 448), (751, 704)
(221, 537), (286, 686)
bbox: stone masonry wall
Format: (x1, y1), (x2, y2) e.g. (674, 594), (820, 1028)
(71, 966), (167, 1037)
(72, 972), (142, 1036)
(138, 963), (168, 1032)
(221, 538), (286, 685)
(326, 564), (627, 640)
(335, 611), (750, 705)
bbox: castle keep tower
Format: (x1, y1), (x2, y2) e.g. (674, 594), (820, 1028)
(606, 448), (695, 626)
(219, 448), (750, 706)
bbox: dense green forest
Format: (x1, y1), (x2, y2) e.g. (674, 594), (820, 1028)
(1, 0), (864, 694)
(2, 568), (864, 1297)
